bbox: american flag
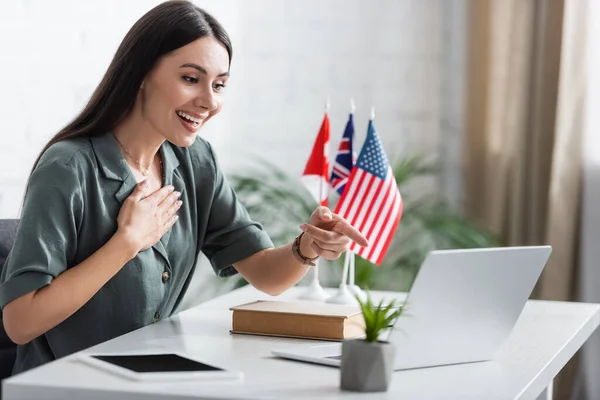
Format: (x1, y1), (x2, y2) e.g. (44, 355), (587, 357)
(333, 119), (402, 265)
(330, 113), (357, 195)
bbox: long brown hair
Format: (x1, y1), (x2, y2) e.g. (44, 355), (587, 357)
(30, 0), (232, 175)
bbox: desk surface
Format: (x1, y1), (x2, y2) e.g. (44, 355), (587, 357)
(3, 286), (600, 400)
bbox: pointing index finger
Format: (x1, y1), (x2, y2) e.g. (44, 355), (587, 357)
(332, 217), (369, 247)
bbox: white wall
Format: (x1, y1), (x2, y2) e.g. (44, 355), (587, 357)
(0, 0), (455, 218)
(224, 0), (445, 171)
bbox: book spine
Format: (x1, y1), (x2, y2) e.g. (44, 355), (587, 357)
(232, 310), (345, 340)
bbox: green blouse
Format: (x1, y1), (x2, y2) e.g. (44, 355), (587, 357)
(0, 132), (273, 374)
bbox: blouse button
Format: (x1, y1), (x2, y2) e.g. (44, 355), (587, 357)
(162, 271), (170, 283)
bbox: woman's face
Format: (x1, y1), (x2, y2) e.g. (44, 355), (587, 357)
(140, 36), (230, 147)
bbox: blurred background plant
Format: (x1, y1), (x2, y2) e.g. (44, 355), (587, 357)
(222, 153), (500, 292)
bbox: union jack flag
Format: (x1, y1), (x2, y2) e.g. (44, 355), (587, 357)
(330, 113), (357, 195)
(334, 119), (402, 265)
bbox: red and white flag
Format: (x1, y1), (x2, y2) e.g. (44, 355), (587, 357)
(301, 113), (330, 206)
(334, 118), (402, 265)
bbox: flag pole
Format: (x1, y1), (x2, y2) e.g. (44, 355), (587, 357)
(326, 251), (355, 304)
(346, 99), (357, 291)
(348, 252), (366, 301)
(310, 99), (329, 288)
(298, 98), (330, 302)
(326, 98), (359, 305)
(349, 253), (355, 286)
(346, 106), (375, 302)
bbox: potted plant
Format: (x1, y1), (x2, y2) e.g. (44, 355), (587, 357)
(340, 294), (405, 392)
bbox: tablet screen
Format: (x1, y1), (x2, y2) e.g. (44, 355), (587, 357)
(91, 354), (224, 373)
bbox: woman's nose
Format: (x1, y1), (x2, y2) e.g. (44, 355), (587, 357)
(194, 88), (218, 111)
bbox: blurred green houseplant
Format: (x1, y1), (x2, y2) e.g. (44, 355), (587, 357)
(227, 154), (499, 292)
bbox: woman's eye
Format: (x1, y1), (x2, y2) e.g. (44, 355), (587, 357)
(182, 76), (198, 84)
(213, 83), (227, 92)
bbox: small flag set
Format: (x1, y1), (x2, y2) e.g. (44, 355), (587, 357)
(299, 99), (403, 305)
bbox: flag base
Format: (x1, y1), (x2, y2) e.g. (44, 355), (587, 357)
(326, 283), (358, 305)
(298, 279), (329, 302)
(348, 284), (367, 302)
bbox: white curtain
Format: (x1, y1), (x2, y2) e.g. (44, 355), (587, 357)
(576, 0), (600, 398)
(464, 0), (588, 397)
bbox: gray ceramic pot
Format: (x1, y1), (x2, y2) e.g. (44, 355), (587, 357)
(340, 339), (395, 392)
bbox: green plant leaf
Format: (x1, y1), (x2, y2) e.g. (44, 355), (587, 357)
(392, 153), (438, 188)
(356, 293), (405, 342)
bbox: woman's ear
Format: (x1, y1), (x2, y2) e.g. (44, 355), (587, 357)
(140, 81), (145, 90)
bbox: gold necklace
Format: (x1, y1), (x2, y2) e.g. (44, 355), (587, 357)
(114, 135), (161, 176)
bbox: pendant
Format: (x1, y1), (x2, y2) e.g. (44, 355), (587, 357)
(142, 169), (149, 176)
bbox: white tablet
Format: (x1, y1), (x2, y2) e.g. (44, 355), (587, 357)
(74, 352), (243, 382)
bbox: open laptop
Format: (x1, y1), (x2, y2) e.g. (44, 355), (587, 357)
(272, 246), (552, 370)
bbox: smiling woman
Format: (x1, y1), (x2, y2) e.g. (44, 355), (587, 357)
(171, 60), (230, 133)
(112, 35), (231, 188)
(0, 0), (367, 376)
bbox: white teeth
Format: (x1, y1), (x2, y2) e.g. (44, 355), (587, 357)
(176, 111), (201, 124)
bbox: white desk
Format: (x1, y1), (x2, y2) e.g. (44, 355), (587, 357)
(3, 286), (599, 400)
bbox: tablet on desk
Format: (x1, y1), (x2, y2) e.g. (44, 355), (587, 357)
(75, 352), (243, 382)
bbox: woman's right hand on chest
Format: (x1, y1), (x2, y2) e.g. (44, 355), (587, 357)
(116, 180), (183, 253)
